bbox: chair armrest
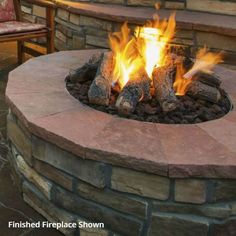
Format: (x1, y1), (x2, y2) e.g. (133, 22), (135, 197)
(22, 0), (56, 8)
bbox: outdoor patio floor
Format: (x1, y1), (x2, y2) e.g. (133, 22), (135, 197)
(0, 42), (63, 236)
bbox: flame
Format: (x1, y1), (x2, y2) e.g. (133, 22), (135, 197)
(109, 12), (176, 89)
(109, 8), (222, 97)
(109, 22), (143, 88)
(174, 48), (223, 95)
(174, 63), (192, 96)
(184, 47), (223, 79)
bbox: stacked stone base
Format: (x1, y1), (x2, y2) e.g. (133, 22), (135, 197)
(7, 111), (236, 236)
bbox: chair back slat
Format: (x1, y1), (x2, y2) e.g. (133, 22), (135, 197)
(0, 0), (17, 22)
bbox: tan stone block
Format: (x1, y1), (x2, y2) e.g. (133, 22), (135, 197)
(0, 111), (7, 130)
(175, 179), (206, 204)
(8, 150), (24, 192)
(16, 155), (52, 200)
(53, 186), (142, 235)
(32, 5), (45, 18)
(34, 159), (74, 191)
(23, 182), (77, 236)
(21, 5), (32, 14)
(111, 167), (170, 200)
(76, 181), (148, 219)
(36, 17), (46, 25)
(85, 27), (108, 38)
(0, 97), (8, 111)
(80, 16), (112, 31)
(149, 212), (209, 236)
(55, 30), (67, 43)
(153, 201), (231, 220)
(69, 13), (80, 25)
(175, 30), (194, 39)
(22, 13), (36, 23)
(94, 0), (124, 4)
(86, 35), (109, 48)
(196, 32), (236, 52)
(55, 38), (68, 51)
(187, 0), (236, 16)
(165, 1), (185, 10)
(72, 35), (85, 49)
(7, 115), (32, 165)
(172, 37), (194, 46)
(127, 0), (160, 6)
(55, 17), (84, 34)
(231, 203), (236, 215)
(85, 45), (98, 49)
(57, 8), (69, 21)
(80, 224), (109, 236)
(32, 136), (107, 188)
(213, 180), (236, 202)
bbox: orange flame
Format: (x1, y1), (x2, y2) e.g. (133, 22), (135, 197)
(174, 48), (223, 95)
(174, 63), (192, 96)
(184, 47), (223, 79)
(109, 8), (223, 97)
(109, 11), (176, 89)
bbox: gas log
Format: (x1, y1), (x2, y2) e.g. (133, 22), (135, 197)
(66, 54), (101, 83)
(186, 81), (221, 103)
(116, 68), (151, 115)
(192, 72), (222, 88)
(88, 51), (114, 106)
(152, 65), (178, 112)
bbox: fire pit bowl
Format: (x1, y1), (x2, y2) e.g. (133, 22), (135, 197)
(6, 50), (236, 236)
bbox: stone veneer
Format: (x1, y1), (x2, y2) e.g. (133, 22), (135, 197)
(20, 0), (236, 68)
(6, 50), (236, 236)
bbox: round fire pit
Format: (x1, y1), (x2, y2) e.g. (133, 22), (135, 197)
(6, 50), (236, 236)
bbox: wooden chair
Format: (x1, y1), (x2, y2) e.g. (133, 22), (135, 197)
(0, 0), (55, 64)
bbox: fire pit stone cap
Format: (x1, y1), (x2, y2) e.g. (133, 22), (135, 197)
(5, 49), (236, 179)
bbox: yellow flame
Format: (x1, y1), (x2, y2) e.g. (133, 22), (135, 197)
(184, 47), (223, 79)
(174, 63), (192, 96)
(109, 9), (222, 96)
(174, 48), (223, 96)
(109, 23), (143, 88)
(109, 12), (176, 89)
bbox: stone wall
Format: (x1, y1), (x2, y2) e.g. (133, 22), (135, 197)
(7, 111), (236, 236)
(59, 0), (236, 16)
(20, 1), (236, 67)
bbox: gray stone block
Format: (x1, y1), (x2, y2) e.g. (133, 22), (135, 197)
(111, 167), (170, 200)
(76, 181), (148, 219)
(23, 181), (78, 236)
(16, 155), (53, 200)
(32, 136), (108, 188)
(213, 180), (236, 202)
(211, 218), (236, 236)
(175, 179), (207, 204)
(7, 114), (32, 166)
(52, 185), (143, 236)
(149, 212), (209, 236)
(153, 201), (231, 220)
(34, 159), (74, 191)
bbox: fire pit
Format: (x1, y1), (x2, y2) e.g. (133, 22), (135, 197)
(66, 13), (231, 124)
(6, 49), (236, 236)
